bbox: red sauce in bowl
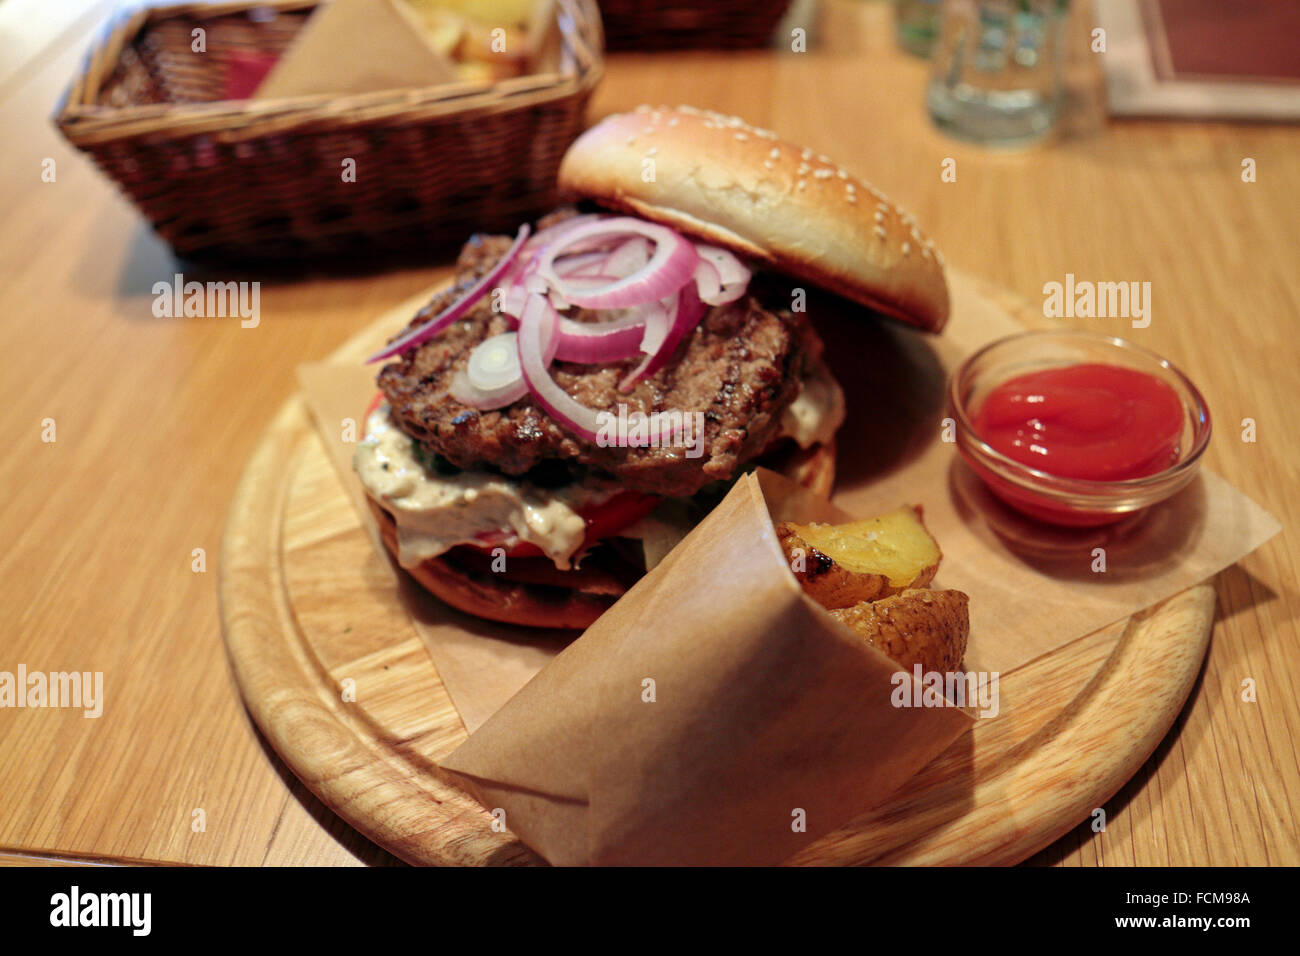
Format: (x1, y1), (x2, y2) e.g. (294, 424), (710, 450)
(972, 363), (1184, 483)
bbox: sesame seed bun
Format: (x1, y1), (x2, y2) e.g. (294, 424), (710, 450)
(368, 440), (837, 630)
(558, 105), (950, 333)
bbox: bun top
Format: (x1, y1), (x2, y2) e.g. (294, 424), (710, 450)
(557, 105), (950, 333)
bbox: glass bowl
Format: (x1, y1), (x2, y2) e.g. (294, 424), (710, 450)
(948, 330), (1212, 526)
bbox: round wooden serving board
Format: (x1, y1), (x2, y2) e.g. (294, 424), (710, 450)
(219, 275), (1215, 866)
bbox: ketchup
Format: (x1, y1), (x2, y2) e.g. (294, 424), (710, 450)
(973, 363), (1184, 482)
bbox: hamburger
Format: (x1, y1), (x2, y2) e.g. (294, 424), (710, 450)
(354, 105), (949, 629)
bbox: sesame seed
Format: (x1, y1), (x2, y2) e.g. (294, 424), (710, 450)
(847, 194), (857, 204)
(837, 169), (847, 179)
(874, 226), (887, 239)
(818, 153), (830, 162)
(668, 117), (679, 127)
(902, 242), (911, 255)
(814, 168), (832, 179)
(874, 211), (885, 222)
(846, 183), (856, 193)
(797, 163), (810, 175)
(734, 132), (749, 141)
(797, 180), (807, 190)
(801, 148), (813, 160)
(764, 161), (774, 170)
(769, 147), (780, 159)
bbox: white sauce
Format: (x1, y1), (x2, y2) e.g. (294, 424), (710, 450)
(780, 358), (846, 449)
(354, 406), (620, 570)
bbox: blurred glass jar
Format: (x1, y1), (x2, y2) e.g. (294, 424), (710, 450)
(927, 0), (1069, 147)
(896, 0), (943, 58)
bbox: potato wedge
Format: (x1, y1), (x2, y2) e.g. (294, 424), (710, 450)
(776, 506), (941, 610)
(830, 589), (969, 673)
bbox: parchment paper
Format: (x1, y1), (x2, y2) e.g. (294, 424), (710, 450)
(296, 272), (1280, 864)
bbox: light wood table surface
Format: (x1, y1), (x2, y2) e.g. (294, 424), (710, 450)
(1, 1), (1296, 867)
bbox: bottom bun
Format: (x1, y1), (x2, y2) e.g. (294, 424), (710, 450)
(369, 439), (837, 630)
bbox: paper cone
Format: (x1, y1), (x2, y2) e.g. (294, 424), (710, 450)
(439, 471), (976, 866)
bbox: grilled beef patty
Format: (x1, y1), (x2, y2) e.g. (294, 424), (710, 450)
(378, 223), (809, 498)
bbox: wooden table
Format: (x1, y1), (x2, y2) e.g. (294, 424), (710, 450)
(1, 0), (1295, 867)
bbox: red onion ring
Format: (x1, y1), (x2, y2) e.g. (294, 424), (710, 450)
(536, 218), (699, 310)
(554, 313), (648, 363)
(695, 243), (750, 286)
(620, 284), (706, 392)
(693, 259), (747, 306)
(370, 215), (751, 444)
(367, 224), (530, 363)
(518, 293), (684, 446)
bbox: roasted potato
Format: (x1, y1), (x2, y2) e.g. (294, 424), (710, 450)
(776, 506), (941, 610)
(830, 589), (969, 673)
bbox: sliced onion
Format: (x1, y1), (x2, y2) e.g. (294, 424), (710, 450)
(518, 293), (683, 447)
(603, 236), (651, 277)
(693, 258), (747, 306)
(555, 312), (647, 363)
(636, 297), (675, 356)
(499, 281), (527, 320)
(517, 293), (603, 442)
(553, 250), (611, 278)
(522, 213), (605, 254)
(451, 323), (557, 410)
(450, 369), (528, 410)
(367, 224), (530, 363)
(536, 218), (699, 310)
(695, 243), (750, 286)
(467, 332), (523, 390)
(620, 284), (706, 392)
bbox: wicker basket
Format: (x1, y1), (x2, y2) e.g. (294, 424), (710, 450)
(599, 0), (794, 51)
(54, 0), (603, 260)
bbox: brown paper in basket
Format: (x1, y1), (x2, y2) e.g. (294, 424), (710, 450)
(254, 0), (459, 100)
(438, 470), (976, 866)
